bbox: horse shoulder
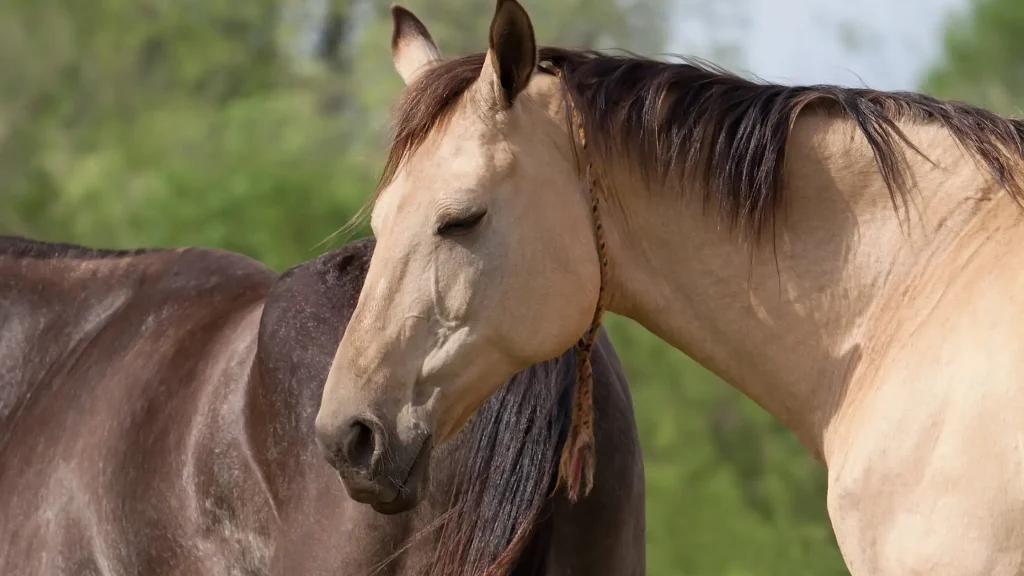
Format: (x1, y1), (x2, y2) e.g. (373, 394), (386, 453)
(826, 211), (1024, 575)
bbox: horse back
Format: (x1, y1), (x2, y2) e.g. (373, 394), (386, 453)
(0, 241), (277, 574)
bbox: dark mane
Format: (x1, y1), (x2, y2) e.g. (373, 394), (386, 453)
(427, 348), (577, 575)
(0, 235), (161, 260)
(373, 47), (1024, 241)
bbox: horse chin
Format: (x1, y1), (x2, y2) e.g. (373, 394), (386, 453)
(369, 438), (433, 515)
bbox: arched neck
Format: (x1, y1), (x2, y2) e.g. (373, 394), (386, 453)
(591, 115), (1006, 459)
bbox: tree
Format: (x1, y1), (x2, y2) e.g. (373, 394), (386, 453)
(921, 0), (1024, 114)
(0, 0), (671, 267)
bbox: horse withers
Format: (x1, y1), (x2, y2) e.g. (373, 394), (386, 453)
(0, 235), (645, 575)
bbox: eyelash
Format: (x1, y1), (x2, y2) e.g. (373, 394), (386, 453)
(437, 210), (487, 236)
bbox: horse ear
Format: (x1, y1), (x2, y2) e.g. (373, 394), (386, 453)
(390, 5), (442, 85)
(479, 0), (537, 109)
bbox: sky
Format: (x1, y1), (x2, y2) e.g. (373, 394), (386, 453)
(670, 0), (969, 91)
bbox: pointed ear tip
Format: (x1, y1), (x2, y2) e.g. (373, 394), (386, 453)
(390, 4), (411, 25)
(493, 0), (533, 29)
(390, 5), (416, 47)
(497, 0), (528, 12)
(391, 4), (420, 30)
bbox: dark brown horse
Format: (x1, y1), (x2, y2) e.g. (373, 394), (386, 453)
(0, 234), (644, 575)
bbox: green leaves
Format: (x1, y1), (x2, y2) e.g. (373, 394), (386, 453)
(605, 314), (845, 575)
(922, 0), (1024, 115)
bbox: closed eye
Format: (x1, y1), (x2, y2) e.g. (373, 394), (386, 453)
(436, 210), (487, 237)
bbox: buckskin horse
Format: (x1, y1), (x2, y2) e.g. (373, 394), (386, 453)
(317, 0), (1024, 573)
(0, 234), (645, 575)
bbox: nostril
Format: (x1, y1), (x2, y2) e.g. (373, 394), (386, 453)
(343, 419), (376, 473)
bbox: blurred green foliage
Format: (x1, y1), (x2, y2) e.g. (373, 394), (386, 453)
(921, 0), (1024, 115)
(5, 0), (1015, 573)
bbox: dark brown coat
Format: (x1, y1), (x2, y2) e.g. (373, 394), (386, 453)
(0, 235), (645, 575)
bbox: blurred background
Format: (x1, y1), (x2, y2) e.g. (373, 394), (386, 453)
(1, 0), (1018, 573)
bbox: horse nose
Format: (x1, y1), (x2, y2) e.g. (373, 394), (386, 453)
(316, 414), (383, 477)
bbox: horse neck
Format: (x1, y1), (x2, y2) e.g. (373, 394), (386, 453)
(597, 113), (1008, 458)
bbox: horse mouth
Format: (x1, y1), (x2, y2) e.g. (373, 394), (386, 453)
(369, 435), (433, 515)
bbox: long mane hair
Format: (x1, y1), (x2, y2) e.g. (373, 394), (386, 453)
(369, 47), (1024, 243)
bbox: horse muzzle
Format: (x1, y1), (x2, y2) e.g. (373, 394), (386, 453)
(314, 411), (433, 514)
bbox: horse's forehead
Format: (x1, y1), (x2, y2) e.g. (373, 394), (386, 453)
(431, 106), (504, 162)
(374, 122), (509, 227)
